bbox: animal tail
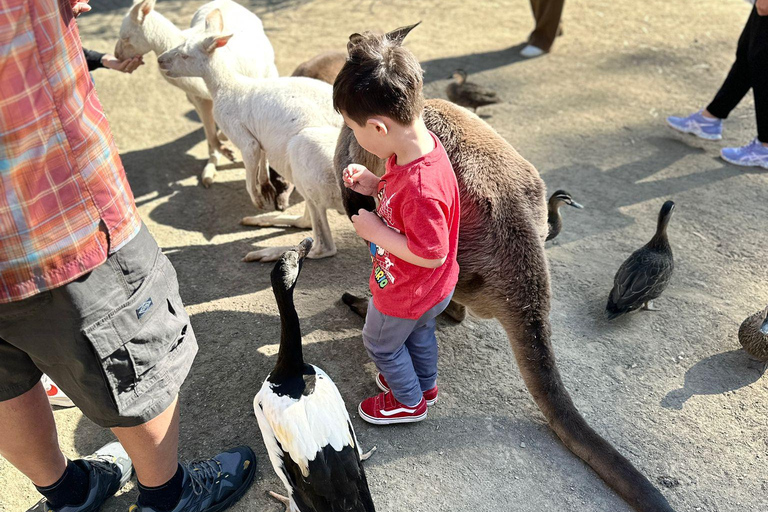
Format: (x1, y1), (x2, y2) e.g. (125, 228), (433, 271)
(605, 298), (626, 320)
(497, 239), (673, 512)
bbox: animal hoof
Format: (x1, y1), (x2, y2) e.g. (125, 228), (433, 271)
(241, 215), (269, 227)
(201, 165), (217, 188)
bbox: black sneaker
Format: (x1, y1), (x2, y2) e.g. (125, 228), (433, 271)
(28, 441), (133, 512)
(131, 446), (257, 512)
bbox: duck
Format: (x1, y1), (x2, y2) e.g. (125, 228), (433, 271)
(446, 69), (501, 112)
(254, 238), (376, 511)
(606, 200), (675, 320)
(546, 190), (583, 241)
(738, 305), (768, 362)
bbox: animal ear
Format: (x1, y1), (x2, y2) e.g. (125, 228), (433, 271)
(385, 21), (421, 46)
(130, 0), (155, 24)
(205, 8), (224, 33)
(347, 33), (364, 52)
(203, 33), (234, 54)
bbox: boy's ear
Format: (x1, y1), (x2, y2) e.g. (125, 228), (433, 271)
(347, 33), (364, 53)
(367, 118), (389, 135)
(203, 33), (234, 54)
(385, 22), (421, 46)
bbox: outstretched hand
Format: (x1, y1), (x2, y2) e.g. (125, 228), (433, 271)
(70, 0), (90, 16)
(343, 164), (381, 196)
(102, 55), (144, 74)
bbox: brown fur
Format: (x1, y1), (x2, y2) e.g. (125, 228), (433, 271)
(335, 98), (675, 511)
(291, 51), (347, 85)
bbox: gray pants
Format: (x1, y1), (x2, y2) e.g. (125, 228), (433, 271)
(362, 291), (453, 406)
(0, 225), (197, 428)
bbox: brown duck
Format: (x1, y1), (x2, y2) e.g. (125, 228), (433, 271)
(446, 69), (500, 112)
(606, 201), (675, 319)
(546, 190), (583, 241)
(738, 305), (768, 362)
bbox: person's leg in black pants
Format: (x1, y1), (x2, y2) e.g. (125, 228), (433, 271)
(706, 7), (756, 121)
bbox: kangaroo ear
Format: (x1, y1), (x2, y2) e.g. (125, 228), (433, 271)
(205, 8), (224, 33)
(385, 22), (421, 46)
(347, 33), (364, 53)
(203, 33), (234, 54)
(130, 0), (155, 24)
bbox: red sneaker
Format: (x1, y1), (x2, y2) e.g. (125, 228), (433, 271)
(375, 373), (439, 406)
(358, 391), (427, 425)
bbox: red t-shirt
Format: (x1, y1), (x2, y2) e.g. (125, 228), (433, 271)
(368, 132), (460, 320)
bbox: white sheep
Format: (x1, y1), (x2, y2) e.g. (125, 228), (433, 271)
(115, 0), (278, 190)
(158, 22), (346, 261)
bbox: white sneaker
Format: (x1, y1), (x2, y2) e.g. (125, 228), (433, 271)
(520, 45), (545, 58)
(42, 374), (75, 408)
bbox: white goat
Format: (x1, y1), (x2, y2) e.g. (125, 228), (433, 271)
(116, 0), (278, 191)
(158, 22), (345, 261)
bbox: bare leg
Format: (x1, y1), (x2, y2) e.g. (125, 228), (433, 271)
(360, 446), (376, 461)
(111, 397), (179, 487)
(0, 382), (67, 487)
(342, 293), (369, 318)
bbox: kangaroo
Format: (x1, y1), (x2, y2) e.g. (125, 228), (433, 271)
(334, 24), (675, 512)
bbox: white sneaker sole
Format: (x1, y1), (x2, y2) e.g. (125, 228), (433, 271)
(666, 120), (722, 141)
(358, 403), (428, 425)
(719, 152), (768, 169)
(375, 374), (438, 406)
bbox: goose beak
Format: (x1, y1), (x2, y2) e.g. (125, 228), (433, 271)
(568, 200), (584, 209)
(760, 317), (768, 335)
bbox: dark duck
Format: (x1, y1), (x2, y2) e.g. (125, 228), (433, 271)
(738, 305), (768, 364)
(254, 238), (376, 512)
(546, 190), (583, 241)
(606, 201), (675, 320)
(446, 69), (500, 113)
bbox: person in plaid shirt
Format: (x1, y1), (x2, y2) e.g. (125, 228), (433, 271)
(0, 1), (256, 511)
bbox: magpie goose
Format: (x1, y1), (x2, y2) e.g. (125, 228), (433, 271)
(254, 238), (376, 511)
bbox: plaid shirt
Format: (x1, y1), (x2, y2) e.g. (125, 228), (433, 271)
(0, 0), (141, 303)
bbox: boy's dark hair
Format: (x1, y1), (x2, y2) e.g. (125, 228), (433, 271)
(333, 23), (424, 126)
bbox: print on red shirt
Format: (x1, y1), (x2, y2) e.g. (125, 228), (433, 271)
(368, 132), (461, 320)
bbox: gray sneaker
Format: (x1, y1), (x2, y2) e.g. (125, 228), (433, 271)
(28, 441), (133, 512)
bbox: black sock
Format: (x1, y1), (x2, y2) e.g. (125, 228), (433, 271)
(35, 459), (90, 508)
(137, 464), (185, 512)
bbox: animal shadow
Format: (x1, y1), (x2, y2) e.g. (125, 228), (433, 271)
(661, 349), (765, 410)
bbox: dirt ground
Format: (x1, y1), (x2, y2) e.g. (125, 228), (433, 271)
(2, 0), (767, 510)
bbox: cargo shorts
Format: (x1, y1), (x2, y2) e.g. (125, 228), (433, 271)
(0, 224), (198, 428)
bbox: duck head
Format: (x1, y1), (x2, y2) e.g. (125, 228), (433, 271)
(549, 190), (584, 210)
(450, 69), (468, 84)
(656, 200), (675, 234)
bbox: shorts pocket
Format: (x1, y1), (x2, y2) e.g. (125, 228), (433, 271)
(82, 254), (191, 412)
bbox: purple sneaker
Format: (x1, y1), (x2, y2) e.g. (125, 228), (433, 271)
(720, 138), (768, 169)
(666, 110), (722, 140)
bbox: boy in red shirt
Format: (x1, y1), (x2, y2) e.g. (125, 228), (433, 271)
(333, 25), (460, 424)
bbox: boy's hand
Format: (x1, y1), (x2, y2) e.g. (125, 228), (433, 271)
(351, 209), (384, 240)
(343, 164), (380, 196)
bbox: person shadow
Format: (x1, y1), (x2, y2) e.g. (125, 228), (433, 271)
(661, 348), (766, 410)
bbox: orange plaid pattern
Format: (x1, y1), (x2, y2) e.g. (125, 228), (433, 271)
(0, 0), (141, 303)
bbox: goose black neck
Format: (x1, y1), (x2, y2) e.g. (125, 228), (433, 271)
(271, 280), (304, 380)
